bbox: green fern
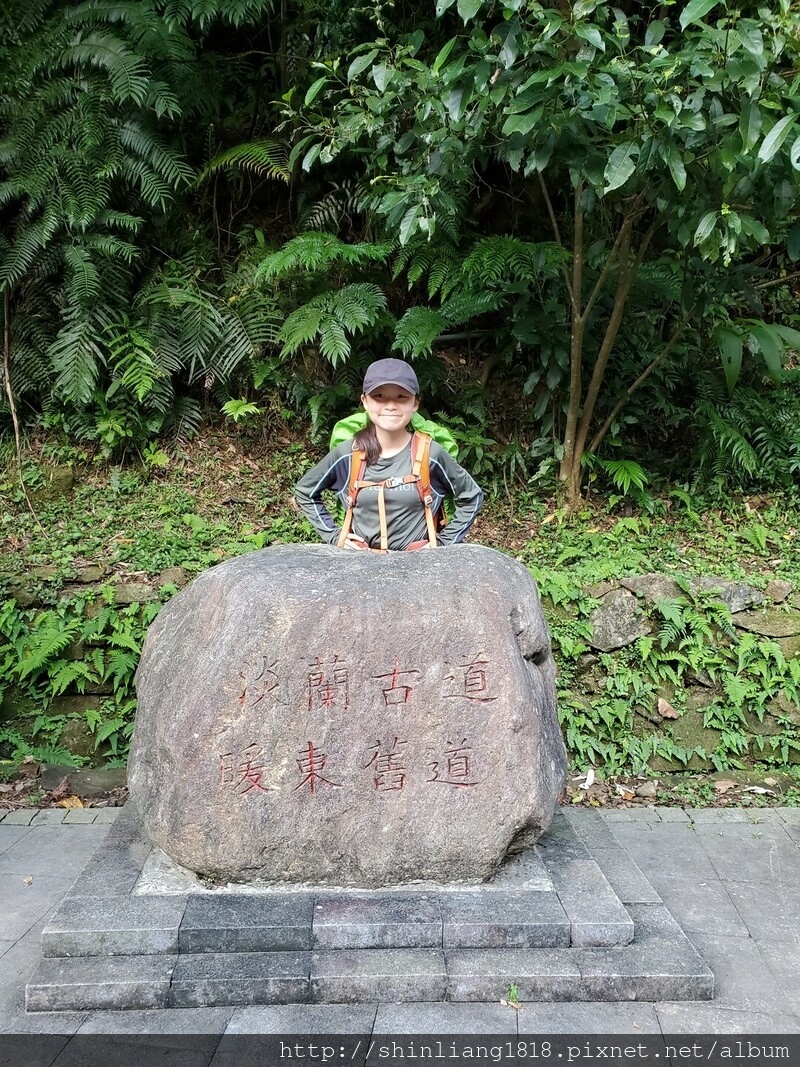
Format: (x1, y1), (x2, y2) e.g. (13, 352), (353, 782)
(278, 283), (388, 364)
(198, 139), (290, 183)
(255, 233), (392, 284)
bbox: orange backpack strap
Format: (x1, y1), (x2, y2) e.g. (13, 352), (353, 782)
(337, 446), (367, 548)
(411, 432), (438, 548)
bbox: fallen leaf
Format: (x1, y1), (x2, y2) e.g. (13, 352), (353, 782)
(714, 780), (737, 794)
(0, 783), (12, 793)
(615, 784), (635, 800)
(49, 776), (70, 801)
(541, 514), (556, 525)
(22, 876), (33, 886)
(56, 795), (84, 809)
(764, 777), (778, 786)
(657, 698), (679, 719)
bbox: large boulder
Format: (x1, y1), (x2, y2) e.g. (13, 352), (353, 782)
(128, 544), (566, 887)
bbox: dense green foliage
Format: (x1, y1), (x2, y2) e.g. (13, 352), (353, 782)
(1, 0), (799, 497)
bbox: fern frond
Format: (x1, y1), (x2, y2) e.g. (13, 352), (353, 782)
(199, 139), (290, 183)
(394, 306), (448, 358)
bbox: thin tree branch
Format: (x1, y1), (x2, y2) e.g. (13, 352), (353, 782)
(2, 286), (44, 533)
(588, 315), (691, 454)
(538, 171), (577, 313)
(580, 219), (632, 325)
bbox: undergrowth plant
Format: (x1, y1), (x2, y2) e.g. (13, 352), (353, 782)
(0, 593), (160, 767)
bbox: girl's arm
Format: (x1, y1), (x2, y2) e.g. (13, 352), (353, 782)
(429, 446), (484, 545)
(293, 447), (352, 545)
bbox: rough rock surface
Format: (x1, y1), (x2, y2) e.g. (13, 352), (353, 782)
(588, 589), (651, 652)
(128, 544), (566, 888)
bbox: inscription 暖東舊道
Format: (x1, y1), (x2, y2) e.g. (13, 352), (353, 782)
(216, 734), (480, 799)
(364, 736), (408, 791)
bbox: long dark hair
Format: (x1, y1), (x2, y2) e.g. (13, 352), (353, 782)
(353, 421), (381, 464)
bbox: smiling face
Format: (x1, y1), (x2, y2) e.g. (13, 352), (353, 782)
(361, 384), (419, 432)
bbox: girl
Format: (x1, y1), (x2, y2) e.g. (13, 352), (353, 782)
(294, 358), (484, 551)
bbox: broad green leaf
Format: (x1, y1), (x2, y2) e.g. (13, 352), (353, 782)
(749, 323), (782, 380)
(603, 142), (638, 192)
(304, 76), (327, 106)
(694, 211), (717, 245)
(679, 0), (719, 30)
(301, 144), (321, 171)
(791, 134), (800, 170)
(435, 0), (457, 13)
(739, 216), (769, 244)
(499, 24), (520, 68)
(347, 50), (378, 82)
(758, 115), (797, 164)
(645, 20), (665, 46)
(714, 325), (743, 393)
(457, 0), (482, 22)
(774, 325), (800, 350)
(432, 37), (457, 74)
(399, 205), (421, 245)
(372, 64), (391, 92)
(737, 23), (763, 57)
(787, 223), (800, 261)
(501, 108), (542, 137)
(664, 143), (686, 191)
(739, 101), (762, 152)
(575, 24), (605, 51)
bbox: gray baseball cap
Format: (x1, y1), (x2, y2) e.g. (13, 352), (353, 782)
(362, 358), (419, 396)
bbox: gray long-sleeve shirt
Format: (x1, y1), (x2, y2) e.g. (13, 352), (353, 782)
(294, 438), (484, 551)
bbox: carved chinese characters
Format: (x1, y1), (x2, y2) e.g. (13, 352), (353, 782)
(129, 544), (567, 887)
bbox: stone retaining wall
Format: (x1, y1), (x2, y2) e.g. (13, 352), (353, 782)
(3, 563), (800, 772)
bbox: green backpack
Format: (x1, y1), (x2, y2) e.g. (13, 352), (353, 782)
(329, 411), (459, 522)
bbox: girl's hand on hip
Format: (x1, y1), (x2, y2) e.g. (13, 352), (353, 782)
(342, 534), (369, 550)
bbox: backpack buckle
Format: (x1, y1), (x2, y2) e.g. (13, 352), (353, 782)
(384, 476), (405, 488)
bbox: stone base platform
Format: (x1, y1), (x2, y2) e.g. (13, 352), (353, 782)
(26, 803), (713, 1011)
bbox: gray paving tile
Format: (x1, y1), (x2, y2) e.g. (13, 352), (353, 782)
(50, 1034), (220, 1067)
(654, 807), (690, 822)
(0, 824), (32, 854)
(445, 947), (579, 1002)
(171, 951), (309, 1008)
(26, 955), (176, 1013)
(757, 941), (800, 1016)
(689, 808), (749, 823)
(76, 1007), (234, 1034)
(0, 875), (79, 943)
(0, 808), (10, 822)
(30, 810), (66, 826)
(62, 811), (99, 824)
(600, 807), (660, 822)
(517, 1000), (663, 1033)
(226, 1004), (376, 1034)
(312, 949), (446, 1003)
(2, 809), (37, 825)
(374, 1002), (516, 1033)
(690, 932), (795, 1016)
(313, 894), (441, 950)
(656, 1002), (800, 1034)
(613, 824), (719, 882)
(43, 896), (188, 957)
(440, 890), (569, 948)
(92, 807), (122, 823)
(726, 881), (800, 945)
(698, 825), (800, 884)
(591, 847), (662, 904)
(181, 895), (313, 953)
(742, 808), (787, 824)
(564, 807), (620, 848)
(777, 807), (800, 824)
(0, 826), (109, 878)
(645, 872), (748, 938)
